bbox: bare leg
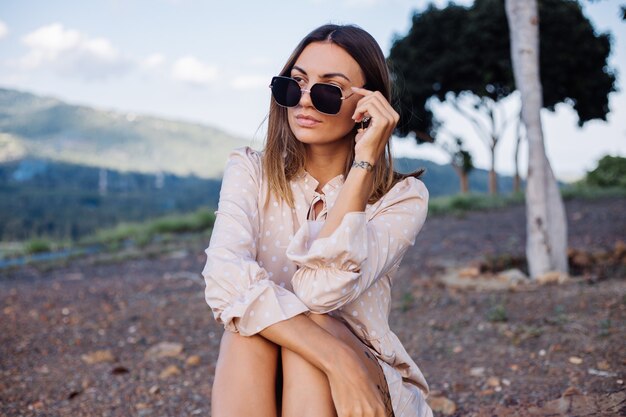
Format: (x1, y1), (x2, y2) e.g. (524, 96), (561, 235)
(281, 313), (394, 417)
(211, 330), (281, 417)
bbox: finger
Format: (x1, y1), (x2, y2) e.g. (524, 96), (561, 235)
(350, 86), (375, 97)
(352, 93), (397, 125)
(353, 98), (395, 131)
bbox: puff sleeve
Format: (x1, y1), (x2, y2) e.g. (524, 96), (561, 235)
(201, 147), (310, 336)
(285, 177), (428, 313)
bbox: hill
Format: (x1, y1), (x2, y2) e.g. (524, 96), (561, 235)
(0, 87), (251, 179)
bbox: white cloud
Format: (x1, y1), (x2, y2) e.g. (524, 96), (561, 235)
(14, 23), (131, 80)
(140, 53), (165, 70)
(0, 21), (8, 40)
(172, 55), (218, 85)
(231, 75), (270, 90)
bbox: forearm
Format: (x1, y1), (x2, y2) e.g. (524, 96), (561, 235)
(258, 313), (351, 374)
(317, 165), (374, 239)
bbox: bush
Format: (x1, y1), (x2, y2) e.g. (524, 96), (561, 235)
(585, 155), (626, 188)
(24, 238), (52, 254)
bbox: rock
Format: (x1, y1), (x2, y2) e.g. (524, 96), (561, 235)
(149, 385), (160, 395)
(111, 366), (129, 375)
(536, 271), (569, 285)
(438, 265), (531, 291)
(569, 356), (583, 365)
(145, 342), (183, 359)
(486, 376), (500, 387)
(469, 367), (485, 377)
(186, 355), (201, 366)
(496, 268), (528, 285)
(81, 349), (116, 364)
(588, 368), (617, 377)
(159, 365), (181, 379)
(427, 395), (456, 415)
(458, 267), (480, 278)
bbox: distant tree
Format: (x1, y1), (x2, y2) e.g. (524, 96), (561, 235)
(506, 0), (568, 279)
(585, 155), (626, 188)
(388, 0), (616, 195)
(439, 137), (474, 193)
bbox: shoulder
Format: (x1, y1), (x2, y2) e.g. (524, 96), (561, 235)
(368, 176), (429, 219)
(224, 146), (264, 179)
(383, 176), (429, 206)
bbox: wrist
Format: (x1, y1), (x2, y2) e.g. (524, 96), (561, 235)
(320, 341), (357, 375)
(351, 155), (376, 171)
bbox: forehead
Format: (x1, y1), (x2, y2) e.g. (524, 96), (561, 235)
(292, 42), (364, 82)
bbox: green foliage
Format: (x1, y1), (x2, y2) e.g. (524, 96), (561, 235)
(23, 238), (52, 254)
(148, 209), (216, 235)
(487, 303), (508, 322)
(400, 291), (414, 313)
(80, 207), (215, 249)
(0, 159), (221, 242)
(388, 0), (617, 140)
(598, 318), (612, 337)
(428, 192), (524, 216)
(584, 155), (626, 188)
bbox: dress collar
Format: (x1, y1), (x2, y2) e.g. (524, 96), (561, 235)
(292, 169), (345, 218)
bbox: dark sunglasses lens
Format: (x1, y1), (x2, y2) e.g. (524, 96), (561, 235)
(271, 77), (301, 107)
(311, 84), (342, 114)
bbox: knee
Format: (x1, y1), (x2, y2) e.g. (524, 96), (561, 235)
(219, 329), (279, 357)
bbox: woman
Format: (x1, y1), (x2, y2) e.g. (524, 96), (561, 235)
(202, 24), (433, 417)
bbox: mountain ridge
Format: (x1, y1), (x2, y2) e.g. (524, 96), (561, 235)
(0, 86), (251, 178)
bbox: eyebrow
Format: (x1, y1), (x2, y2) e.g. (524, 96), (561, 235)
(292, 65), (351, 82)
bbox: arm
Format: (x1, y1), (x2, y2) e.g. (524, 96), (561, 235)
(316, 165), (373, 240)
(201, 147), (310, 336)
(286, 176), (428, 313)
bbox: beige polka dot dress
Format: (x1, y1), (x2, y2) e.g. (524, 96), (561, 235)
(202, 146), (433, 417)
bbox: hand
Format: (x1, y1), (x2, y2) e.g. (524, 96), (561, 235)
(324, 344), (388, 417)
(351, 86), (400, 165)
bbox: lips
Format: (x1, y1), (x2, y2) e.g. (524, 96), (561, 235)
(295, 113), (321, 127)
(296, 114), (321, 122)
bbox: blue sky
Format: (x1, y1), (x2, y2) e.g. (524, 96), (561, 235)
(0, 0), (624, 181)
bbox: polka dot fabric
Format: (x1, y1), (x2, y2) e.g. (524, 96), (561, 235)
(202, 146), (433, 417)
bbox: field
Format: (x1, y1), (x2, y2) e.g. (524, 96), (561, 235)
(1, 195), (624, 416)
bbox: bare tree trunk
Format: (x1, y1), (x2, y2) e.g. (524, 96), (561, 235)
(489, 145), (497, 195)
(452, 165), (469, 194)
(513, 108), (523, 194)
(505, 0), (569, 278)
(461, 173), (469, 194)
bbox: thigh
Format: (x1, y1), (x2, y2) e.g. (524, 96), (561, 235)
(212, 330), (281, 417)
(281, 313), (394, 417)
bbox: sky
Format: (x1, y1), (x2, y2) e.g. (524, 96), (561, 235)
(0, 0), (624, 182)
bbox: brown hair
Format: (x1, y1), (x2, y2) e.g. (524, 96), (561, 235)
(262, 23), (424, 208)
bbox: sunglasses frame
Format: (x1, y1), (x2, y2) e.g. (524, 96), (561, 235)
(269, 75), (358, 115)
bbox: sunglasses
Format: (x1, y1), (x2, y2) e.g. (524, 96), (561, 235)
(269, 75), (358, 115)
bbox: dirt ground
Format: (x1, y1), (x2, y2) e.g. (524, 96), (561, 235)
(1, 196), (624, 416)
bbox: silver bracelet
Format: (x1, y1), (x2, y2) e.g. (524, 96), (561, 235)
(352, 160), (374, 171)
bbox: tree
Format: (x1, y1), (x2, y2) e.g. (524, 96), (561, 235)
(388, 0), (616, 195)
(506, 0), (568, 278)
(585, 155), (626, 188)
(440, 137), (475, 193)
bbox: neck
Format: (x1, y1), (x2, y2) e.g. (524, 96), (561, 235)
(304, 138), (352, 192)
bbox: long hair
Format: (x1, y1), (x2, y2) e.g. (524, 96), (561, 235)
(262, 23), (425, 208)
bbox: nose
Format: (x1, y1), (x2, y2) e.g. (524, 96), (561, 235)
(298, 85), (314, 109)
